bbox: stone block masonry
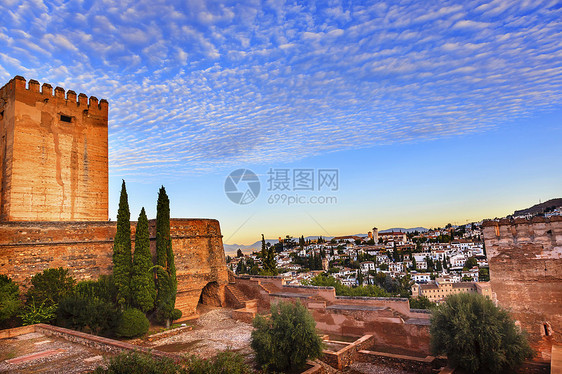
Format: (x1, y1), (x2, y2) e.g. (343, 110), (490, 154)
(0, 218), (229, 319)
(0, 76), (108, 222)
(0, 76), (230, 320)
(483, 216), (562, 360)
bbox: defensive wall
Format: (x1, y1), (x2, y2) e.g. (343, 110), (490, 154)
(483, 216), (562, 359)
(0, 76), (108, 222)
(0, 218), (229, 319)
(227, 275), (431, 355)
(0, 76), (230, 320)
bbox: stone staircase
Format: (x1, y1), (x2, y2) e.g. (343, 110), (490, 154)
(259, 281), (281, 294)
(226, 283), (250, 308)
(226, 283), (258, 323)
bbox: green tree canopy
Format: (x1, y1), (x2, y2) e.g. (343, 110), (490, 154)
(113, 180), (132, 307)
(430, 293), (533, 373)
(131, 207), (157, 312)
(155, 186), (179, 326)
(26, 267), (75, 306)
(0, 274), (22, 327)
(409, 295), (436, 310)
(464, 256), (478, 269)
(251, 301), (324, 371)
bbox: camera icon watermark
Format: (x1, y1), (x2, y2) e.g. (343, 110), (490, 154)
(224, 169), (261, 205)
(224, 168), (339, 205)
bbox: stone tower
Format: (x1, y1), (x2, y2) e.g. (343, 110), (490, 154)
(0, 76), (108, 222)
(372, 227), (379, 242)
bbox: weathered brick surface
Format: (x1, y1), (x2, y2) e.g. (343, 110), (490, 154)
(231, 276), (431, 355)
(483, 216), (562, 359)
(0, 76), (108, 222)
(0, 218), (229, 319)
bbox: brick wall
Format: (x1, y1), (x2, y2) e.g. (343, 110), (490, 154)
(483, 216), (562, 359)
(0, 218), (228, 319)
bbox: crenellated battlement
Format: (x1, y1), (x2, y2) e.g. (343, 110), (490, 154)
(0, 75), (108, 113)
(482, 216), (562, 258)
(1, 75), (108, 222)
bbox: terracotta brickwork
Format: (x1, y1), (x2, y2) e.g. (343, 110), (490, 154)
(483, 216), (562, 359)
(0, 76), (108, 222)
(0, 218), (229, 319)
(0, 76), (229, 320)
(230, 276), (432, 355)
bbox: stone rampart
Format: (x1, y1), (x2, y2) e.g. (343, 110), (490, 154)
(0, 76), (108, 222)
(0, 218), (228, 319)
(483, 216), (562, 359)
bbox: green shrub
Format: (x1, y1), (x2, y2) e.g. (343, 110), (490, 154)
(116, 308), (150, 338)
(56, 295), (119, 336)
(186, 351), (251, 374)
(74, 275), (118, 304)
(409, 295), (436, 310)
(0, 274), (22, 328)
(19, 298), (57, 325)
(170, 308), (182, 321)
(93, 352), (185, 374)
(304, 274), (390, 297)
(431, 293), (533, 373)
(26, 268), (75, 306)
(251, 301), (323, 372)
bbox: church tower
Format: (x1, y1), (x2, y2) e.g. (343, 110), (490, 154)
(0, 76), (108, 221)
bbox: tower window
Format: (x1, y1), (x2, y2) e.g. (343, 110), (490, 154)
(544, 323), (551, 336)
(60, 114), (72, 123)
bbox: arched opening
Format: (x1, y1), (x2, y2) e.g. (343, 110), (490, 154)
(198, 281), (222, 307)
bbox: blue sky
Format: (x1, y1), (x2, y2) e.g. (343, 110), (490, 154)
(1, 0), (561, 245)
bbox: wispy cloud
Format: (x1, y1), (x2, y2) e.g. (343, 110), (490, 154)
(0, 0), (561, 178)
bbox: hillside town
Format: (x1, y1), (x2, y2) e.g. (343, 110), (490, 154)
(227, 223), (492, 303)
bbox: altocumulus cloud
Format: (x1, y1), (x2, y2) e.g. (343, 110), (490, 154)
(0, 0), (561, 177)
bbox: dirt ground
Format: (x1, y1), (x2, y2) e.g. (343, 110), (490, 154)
(147, 305), (255, 360)
(0, 332), (111, 374)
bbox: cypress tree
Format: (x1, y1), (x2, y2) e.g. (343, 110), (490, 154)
(113, 180), (132, 307)
(131, 208), (156, 312)
(155, 186), (178, 326)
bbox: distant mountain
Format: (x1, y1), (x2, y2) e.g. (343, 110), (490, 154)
(513, 198), (562, 216)
(223, 235), (335, 255)
(379, 227), (429, 233)
(224, 228), (427, 255)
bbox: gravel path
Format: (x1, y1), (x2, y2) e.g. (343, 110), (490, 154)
(344, 362), (420, 374)
(150, 308), (254, 358)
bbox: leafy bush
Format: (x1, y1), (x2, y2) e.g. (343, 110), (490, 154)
(0, 274), (22, 328)
(430, 293), (533, 373)
(251, 301), (323, 372)
(19, 298), (57, 325)
(74, 275), (118, 304)
(305, 274), (390, 297)
(93, 351), (251, 374)
(26, 268), (75, 306)
(56, 295), (119, 336)
(186, 351), (251, 374)
(116, 308), (150, 338)
(93, 352), (184, 374)
(409, 295), (436, 310)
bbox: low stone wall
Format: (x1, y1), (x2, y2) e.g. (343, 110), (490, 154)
(34, 324), (180, 360)
(321, 335), (374, 370)
(232, 276), (432, 355)
(302, 360), (329, 374)
(0, 324), (182, 361)
(147, 325), (193, 342)
(357, 350), (443, 374)
(0, 325), (35, 339)
(0, 218), (229, 320)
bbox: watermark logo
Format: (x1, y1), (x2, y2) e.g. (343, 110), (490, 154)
(225, 168), (338, 205)
(224, 169), (261, 205)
